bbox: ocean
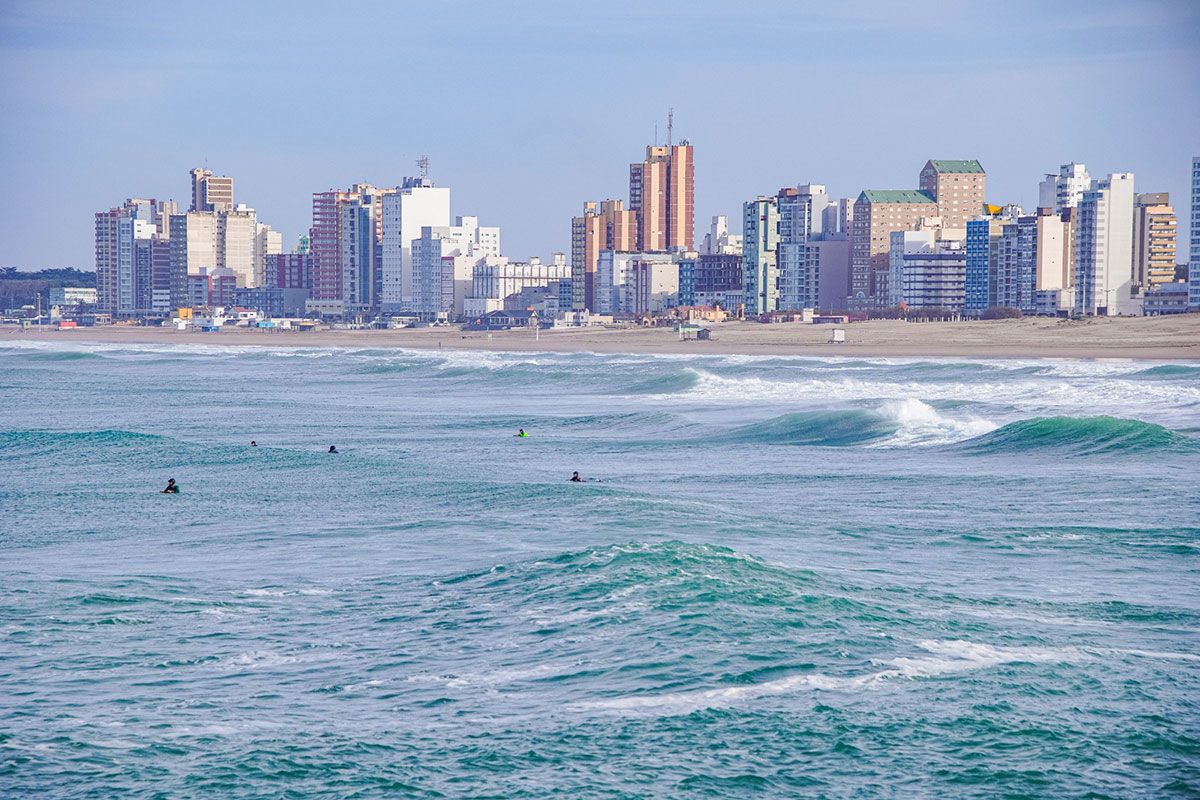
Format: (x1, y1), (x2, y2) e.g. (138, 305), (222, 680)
(1, 339), (1198, 798)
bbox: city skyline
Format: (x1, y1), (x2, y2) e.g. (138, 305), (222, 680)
(2, 0), (1198, 270)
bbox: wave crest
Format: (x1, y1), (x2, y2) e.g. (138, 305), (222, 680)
(959, 416), (1196, 455)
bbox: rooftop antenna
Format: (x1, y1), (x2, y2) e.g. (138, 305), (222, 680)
(417, 155), (430, 181)
(667, 107), (674, 147)
(653, 123), (658, 147)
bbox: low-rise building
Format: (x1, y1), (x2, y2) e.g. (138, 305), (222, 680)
(1142, 281), (1191, 315)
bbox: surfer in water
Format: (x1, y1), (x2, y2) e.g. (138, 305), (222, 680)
(250, 441), (257, 447)
(161, 478), (180, 494)
(569, 471), (583, 482)
(516, 428), (528, 438)
(328, 445), (338, 454)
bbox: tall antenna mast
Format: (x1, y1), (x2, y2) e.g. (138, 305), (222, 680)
(667, 108), (674, 147)
(653, 123), (658, 147)
(417, 155), (430, 180)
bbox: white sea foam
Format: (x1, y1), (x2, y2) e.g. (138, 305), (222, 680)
(581, 639), (1084, 714)
(238, 587), (333, 597)
(658, 368), (1200, 423)
(871, 398), (998, 447)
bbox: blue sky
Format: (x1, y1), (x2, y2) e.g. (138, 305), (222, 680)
(1, 0), (1197, 268)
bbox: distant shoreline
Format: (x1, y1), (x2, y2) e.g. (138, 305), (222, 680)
(3, 315), (1199, 361)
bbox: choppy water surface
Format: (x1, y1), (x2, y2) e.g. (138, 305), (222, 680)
(1, 339), (1198, 798)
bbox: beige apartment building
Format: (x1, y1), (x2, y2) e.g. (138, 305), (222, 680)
(1035, 209), (1072, 290)
(629, 144), (694, 252)
(571, 199), (637, 310)
(850, 189), (937, 302)
(1133, 192), (1178, 286)
(919, 160), (987, 229)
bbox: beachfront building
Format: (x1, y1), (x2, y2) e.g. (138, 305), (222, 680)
(901, 238), (967, 311)
(571, 200), (637, 311)
(742, 195), (780, 315)
(95, 199), (177, 317)
(808, 239), (851, 311)
(1038, 162), (1090, 213)
(411, 216), (501, 319)
(850, 189), (937, 307)
(1133, 193), (1178, 287)
(777, 185), (830, 311)
(1033, 209), (1073, 315)
(995, 216), (1040, 313)
(338, 191), (391, 316)
(919, 160), (986, 229)
(1075, 172), (1139, 316)
(678, 253), (742, 309)
(595, 250), (680, 315)
(380, 177), (451, 313)
(465, 255), (570, 316)
(628, 258), (680, 315)
(1192, 157), (1200, 309)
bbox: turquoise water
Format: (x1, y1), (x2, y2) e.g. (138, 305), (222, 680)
(1, 340), (1198, 798)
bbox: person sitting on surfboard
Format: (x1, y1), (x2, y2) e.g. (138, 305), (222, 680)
(516, 428), (528, 438)
(161, 478), (180, 494)
(569, 471), (583, 482)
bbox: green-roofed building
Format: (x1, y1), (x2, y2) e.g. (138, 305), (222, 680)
(920, 159), (988, 229)
(850, 188), (941, 305)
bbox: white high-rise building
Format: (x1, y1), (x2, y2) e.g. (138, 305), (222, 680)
(381, 177), (452, 312)
(1039, 163), (1090, 213)
(778, 184), (835, 310)
(702, 215), (743, 255)
(1075, 173), (1138, 316)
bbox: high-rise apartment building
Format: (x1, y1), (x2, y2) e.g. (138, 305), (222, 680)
(850, 190), (937, 304)
(217, 206), (259, 288)
(1038, 163), (1090, 213)
(190, 168), (234, 212)
(1191, 157), (1200, 308)
(340, 192), (389, 314)
(965, 217), (1006, 315)
(629, 143), (694, 252)
(254, 223), (283, 288)
(896, 234), (967, 312)
(570, 200), (637, 310)
(995, 216), (1040, 313)
(168, 211), (218, 307)
(1075, 173), (1138, 316)
(742, 196), (780, 315)
(381, 177), (451, 312)
(310, 183), (397, 306)
(919, 160), (986, 229)
(95, 198), (176, 316)
(778, 185), (827, 310)
(1133, 193), (1177, 287)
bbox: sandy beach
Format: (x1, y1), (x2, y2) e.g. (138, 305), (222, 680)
(4, 315), (1199, 360)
